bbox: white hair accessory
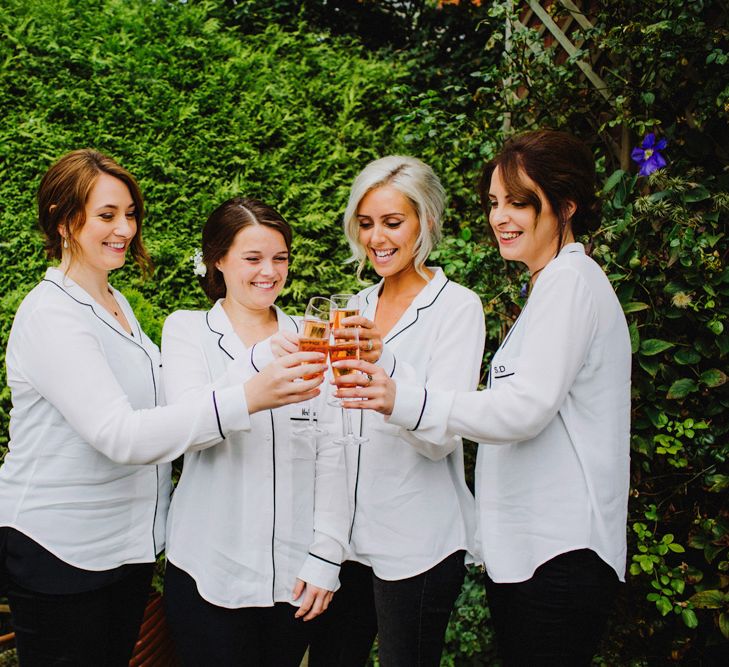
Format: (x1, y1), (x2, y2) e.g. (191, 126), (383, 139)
(192, 250), (207, 277)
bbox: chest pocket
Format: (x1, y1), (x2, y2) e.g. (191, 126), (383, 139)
(489, 357), (519, 387)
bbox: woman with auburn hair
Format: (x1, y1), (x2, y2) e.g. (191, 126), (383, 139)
(160, 197), (349, 666)
(307, 155), (485, 667)
(334, 130), (631, 666)
(0, 150), (325, 666)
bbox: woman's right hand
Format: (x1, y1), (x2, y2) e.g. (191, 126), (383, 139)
(244, 351), (327, 414)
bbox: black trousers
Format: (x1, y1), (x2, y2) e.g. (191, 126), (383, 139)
(309, 551), (465, 667)
(163, 561), (309, 667)
(484, 548), (619, 667)
(6, 563), (153, 667)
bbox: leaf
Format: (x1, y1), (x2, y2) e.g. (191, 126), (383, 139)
(623, 301), (650, 314)
(667, 378), (698, 400)
(689, 589), (727, 609)
(655, 595), (672, 616)
(641, 339), (674, 356)
(674, 348), (701, 365)
(602, 169), (625, 195)
(720, 613), (729, 640)
(708, 320), (724, 335)
(700, 369), (728, 387)
(681, 609), (699, 629)
(684, 186), (710, 202)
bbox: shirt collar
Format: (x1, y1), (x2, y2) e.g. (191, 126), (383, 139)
(43, 267), (137, 339)
(362, 267), (449, 344)
(206, 299), (295, 360)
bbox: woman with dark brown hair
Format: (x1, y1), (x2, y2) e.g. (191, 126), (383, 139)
(333, 130), (631, 666)
(0, 152), (324, 666)
(160, 197), (349, 666)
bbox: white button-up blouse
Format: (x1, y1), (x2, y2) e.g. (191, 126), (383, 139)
(0, 268), (251, 571)
(161, 302), (349, 608)
(388, 245), (632, 583)
(347, 267), (486, 580)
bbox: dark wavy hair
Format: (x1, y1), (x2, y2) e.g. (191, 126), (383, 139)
(37, 149), (151, 275)
(478, 129), (600, 252)
(199, 197), (292, 302)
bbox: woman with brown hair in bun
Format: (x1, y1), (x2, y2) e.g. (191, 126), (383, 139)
(161, 197), (349, 666)
(334, 130), (631, 666)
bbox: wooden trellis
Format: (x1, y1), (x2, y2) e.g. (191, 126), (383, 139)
(503, 0), (632, 167)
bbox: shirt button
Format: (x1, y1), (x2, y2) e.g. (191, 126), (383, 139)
(265, 435), (272, 442)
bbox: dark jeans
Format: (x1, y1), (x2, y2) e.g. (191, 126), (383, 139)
(163, 561), (309, 667)
(484, 548), (619, 667)
(309, 551), (465, 667)
(308, 561), (378, 666)
(6, 562), (153, 667)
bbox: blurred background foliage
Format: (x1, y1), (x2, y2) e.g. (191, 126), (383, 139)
(0, 0), (727, 664)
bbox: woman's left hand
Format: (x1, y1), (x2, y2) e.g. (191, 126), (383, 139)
(331, 358), (396, 415)
(335, 315), (382, 363)
(292, 578), (334, 621)
(270, 330), (300, 357)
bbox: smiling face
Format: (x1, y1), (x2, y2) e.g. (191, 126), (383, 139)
(215, 223), (289, 313)
(356, 185), (423, 280)
(65, 172), (138, 276)
(487, 166), (573, 274)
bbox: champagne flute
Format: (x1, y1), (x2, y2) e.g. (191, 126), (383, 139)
(295, 296), (332, 435)
(330, 294), (368, 446)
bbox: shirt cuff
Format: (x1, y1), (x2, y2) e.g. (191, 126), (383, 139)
(212, 384), (251, 436)
(297, 553), (341, 593)
(386, 382), (427, 431)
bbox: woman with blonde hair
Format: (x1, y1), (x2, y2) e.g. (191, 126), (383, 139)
(309, 155), (486, 666)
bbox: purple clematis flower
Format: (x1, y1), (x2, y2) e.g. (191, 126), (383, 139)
(631, 133), (668, 176)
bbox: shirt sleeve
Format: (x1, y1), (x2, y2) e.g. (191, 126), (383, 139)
(386, 292), (486, 461)
(296, 431), (349, 592)
(16, 302), (251, 465)
(388, 267), (597, 446)
(160, 312), (257, 451)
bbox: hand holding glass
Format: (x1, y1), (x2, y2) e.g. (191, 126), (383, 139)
(295, 297), (332, 435)
(330, 294), (367, 445)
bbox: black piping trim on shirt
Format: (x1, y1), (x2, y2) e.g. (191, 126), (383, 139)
(211, 391), (225, 440)
(410, 387), (428, 431)
(384, 279), (450, 345)
(151, 464), (161, 555)
(270, 410), (277, 602)
(41, 278), (160, 554)
(205, 310), (234, 361)
(389, 355), (397, 378)
(348, 441), (363, 543)
(250, 343), (260, 373)
(308, 552), (341, 568)
(494, 372), (515, 379)
(285, 312), (300, 332)
(363, 283), (381, 307)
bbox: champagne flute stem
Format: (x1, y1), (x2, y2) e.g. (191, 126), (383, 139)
(342, 406), (353, 437)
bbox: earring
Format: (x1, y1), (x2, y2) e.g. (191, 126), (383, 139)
(63, 238), (68, 249)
